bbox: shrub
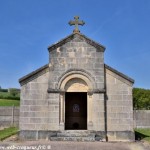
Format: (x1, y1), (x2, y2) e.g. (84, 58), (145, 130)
(0, 89), (8, 92)
(8, 88), (20, 97)
(133, 88), (150, 110)
(0, 92), (20, 100)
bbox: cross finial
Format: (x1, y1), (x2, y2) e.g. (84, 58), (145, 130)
(69, 16), (85, 33)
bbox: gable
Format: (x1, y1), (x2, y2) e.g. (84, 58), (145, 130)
(19, 33), (134, 88)
(48, 32), (105, 52)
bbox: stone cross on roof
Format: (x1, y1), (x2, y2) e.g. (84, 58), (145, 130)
(69, 16), (85, 33)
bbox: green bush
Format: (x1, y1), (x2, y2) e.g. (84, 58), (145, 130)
(0, 92), (20, 100)
(0, 89), (8, 92)
(9, 88), (20, 97)
(133, 88), (150, 110)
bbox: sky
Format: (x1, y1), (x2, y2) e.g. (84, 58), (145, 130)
(0, 0), (150, 89)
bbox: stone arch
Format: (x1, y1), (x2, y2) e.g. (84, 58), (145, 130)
(58, 70), (94, 130)
(58, 69), (95, 91)
(65, 78), (88, 92)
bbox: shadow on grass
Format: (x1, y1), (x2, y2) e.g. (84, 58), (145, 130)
(135, 130), (149, 141)
(0, 127), (19, 141)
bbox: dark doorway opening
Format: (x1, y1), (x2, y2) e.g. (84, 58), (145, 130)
(65, 92), (87, 130)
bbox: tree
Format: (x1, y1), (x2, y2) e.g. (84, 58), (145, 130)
(9, 88), (20, 97)
(133, 88), (150, 110)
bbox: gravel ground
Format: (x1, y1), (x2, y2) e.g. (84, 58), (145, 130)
(0, 135), (150, 150)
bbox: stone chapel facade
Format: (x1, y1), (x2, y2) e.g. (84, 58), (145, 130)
(19, 22), (134, 141)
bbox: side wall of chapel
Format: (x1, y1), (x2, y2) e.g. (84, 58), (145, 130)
(106, 68), (134, 141)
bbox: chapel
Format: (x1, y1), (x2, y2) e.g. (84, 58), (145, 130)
(19, 16), (134, 141)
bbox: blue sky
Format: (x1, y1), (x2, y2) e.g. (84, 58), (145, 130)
(0, 0), (150, 89)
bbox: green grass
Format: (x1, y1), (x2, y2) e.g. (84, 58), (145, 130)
(0, 99), (20, 106)
(0, 127), (19, 141)
(135, 128), (150, 142)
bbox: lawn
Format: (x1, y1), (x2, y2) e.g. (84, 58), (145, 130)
(0, 99), (20, 106)
(135, 128), (150, 142)
(0, 127), (19, 141)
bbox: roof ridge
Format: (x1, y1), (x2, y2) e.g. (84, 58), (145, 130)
(105, 64), (134, 83)
(48, 32), (105, 52)
(19, 64), (49, 84)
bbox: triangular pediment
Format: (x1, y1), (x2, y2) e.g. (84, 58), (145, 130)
(48, 33), (106, 52)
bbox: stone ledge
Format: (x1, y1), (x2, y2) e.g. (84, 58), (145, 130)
(47, 88), (106, 94)
(107, 131), (135, 141)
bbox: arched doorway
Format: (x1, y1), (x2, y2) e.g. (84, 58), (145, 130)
(65, 78), (88, 130)
(58, 72), (94, 130)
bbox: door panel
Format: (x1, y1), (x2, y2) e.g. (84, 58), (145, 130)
(65, 92), (87, 130)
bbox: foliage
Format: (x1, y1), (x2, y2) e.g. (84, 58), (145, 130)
(8, 88), (20, 97)
(0, 91), (20, 100)
(133, 88), (150, 110)
(135, 128), (150, 142)
(0, 127), (18, 141)
(0, 99), (20, 106)
(0, 89), (8, 92)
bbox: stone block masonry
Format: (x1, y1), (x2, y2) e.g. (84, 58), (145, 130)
(19, 71), (50, 131)
(19, 32), (135, 141)
(0, 106), (19, 128)
(49, 34), (105, 90)
(134, 110), (150, 128)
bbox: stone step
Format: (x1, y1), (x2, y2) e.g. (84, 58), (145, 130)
(48, 131), (105, 141)
(49, 136), (95, 142)
(57, 130), (95, 137)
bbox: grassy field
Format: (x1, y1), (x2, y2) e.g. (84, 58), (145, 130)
(0, 127), (19, 141)
(135, 128), (150, 142)
(0, 99), (20, 106)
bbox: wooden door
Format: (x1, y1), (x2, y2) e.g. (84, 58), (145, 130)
(65, 92), (87, 130)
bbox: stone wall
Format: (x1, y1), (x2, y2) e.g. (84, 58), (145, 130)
(20, 71), (50, 131)
(106, 68), (134, 140)
(134, 110), (150, 128)
(1, 107), (150, 130)
(48, 34), (105, 131)
(92, 93), (105, 131)
(18, 33), (135, 141)
(0, 106), (19, 127)
(49, 34), (104, 90)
